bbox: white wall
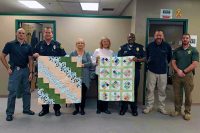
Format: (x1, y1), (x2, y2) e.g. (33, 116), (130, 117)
(0, 15), (131, 95)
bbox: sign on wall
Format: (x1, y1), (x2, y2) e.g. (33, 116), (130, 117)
(160, 9), (173, 19)
(190, 35), (197, 47)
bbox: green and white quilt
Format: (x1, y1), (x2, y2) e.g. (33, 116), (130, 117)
(99, 56), (135, 102)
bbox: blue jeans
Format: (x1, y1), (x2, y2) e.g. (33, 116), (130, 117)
(6, 67), (31, 116)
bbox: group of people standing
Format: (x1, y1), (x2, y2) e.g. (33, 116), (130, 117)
(0, 27), (199, 122)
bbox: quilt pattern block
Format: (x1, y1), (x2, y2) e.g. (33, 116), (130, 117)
(37, 56), (82, 104)
(99, 56), (135, 102)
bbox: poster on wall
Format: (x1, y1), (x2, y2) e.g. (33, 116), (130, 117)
(160, 9), (173, 19)
(98, 56), (135, 102)
(190, 35), (197, 47)
(37, 56), (82, 104)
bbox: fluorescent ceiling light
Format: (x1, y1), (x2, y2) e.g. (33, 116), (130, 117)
(19, 1), (45, 9)
(80, 3), (99, 11)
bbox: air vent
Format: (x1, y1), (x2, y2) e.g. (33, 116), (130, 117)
(102, 8), (114, 11)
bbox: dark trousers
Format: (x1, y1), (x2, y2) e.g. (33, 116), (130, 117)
(6, 67), (31, 116)
(95, 75), (109, 112)
(75, 83), (88, 111)
(42, 104), (61, 112)
(120, 69), (140, 112)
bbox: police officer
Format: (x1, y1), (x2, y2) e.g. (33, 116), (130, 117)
(118, 33), (145, 116)
(33, 27), (66, 117)
(1, 28), (35, 121)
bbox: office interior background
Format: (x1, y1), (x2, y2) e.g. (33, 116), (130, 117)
(0, 0), (199, 133)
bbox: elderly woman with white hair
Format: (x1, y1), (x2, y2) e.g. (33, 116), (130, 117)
(70, 38), (92, 115)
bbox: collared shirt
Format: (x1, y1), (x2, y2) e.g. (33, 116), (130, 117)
(118, 43), (145, 69)
(172, 45), (199, 70)
(2, 40), (32, 67)
(146, 41), (172, 74)
(92, 48), (114, 74)
(70, 51), (92, 88)
(33, 40), (66, 56)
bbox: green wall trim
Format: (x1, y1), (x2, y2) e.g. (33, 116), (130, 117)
(143, 18), (188, 105)
(0, 13), (132, 19)
(15, 19), (56, 40)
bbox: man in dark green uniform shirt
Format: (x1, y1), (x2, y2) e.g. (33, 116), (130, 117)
(171, 33), (199, 121)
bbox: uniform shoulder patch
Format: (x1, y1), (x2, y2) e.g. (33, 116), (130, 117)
(60, 44), (64, 49)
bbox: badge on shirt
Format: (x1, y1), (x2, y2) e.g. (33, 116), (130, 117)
(123, 51), (127, 54)
(136, 47), (140, 52)
(40, 46), (43, 50)
(188, 50), (191, 54)
(53, 45), (56, 50)
(60, 44), (64, 49)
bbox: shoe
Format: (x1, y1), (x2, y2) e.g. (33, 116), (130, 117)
(143, 108), (153, 114)
(132, 111), (138, 116)
(158, 109), (168, 115)
(6, 115), (13, 121)
(170, 111), (181, 117)
(23, 110), (35, 115)
(72, 110), (79, 115)
(96, 110), (101, 114)
(119, 110), (126, 115)
(104, 110), (111, 114)
(38, 110), (49, 117)
(183, 113), (191, 121)
(80, 110), (85, 115)
(55, 110), (61, 116)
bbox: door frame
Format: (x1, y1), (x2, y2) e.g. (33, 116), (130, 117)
(143, 18), (188, 105)
(15, 19), (56, 40)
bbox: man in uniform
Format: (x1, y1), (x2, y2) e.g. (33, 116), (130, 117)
(118, 33), (145, 116)
(171, 33), (199, 121)
(33, 27), (66, 116)
(1, 28), (35, 121)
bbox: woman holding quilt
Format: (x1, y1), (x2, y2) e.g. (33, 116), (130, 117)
(70, 38), (92, 115)
(92, 37), (114, 114)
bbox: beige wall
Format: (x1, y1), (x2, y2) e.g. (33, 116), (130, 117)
(122, 0), (137, 33)
(1, 0), (199, 103)
(0, 16), (131, 95)
(133, 0), (200, 103)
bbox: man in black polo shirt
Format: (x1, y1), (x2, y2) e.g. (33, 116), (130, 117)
(143, 30), (172, 115)
(1, 28), (35, 121)
(33, 27), (66, 117)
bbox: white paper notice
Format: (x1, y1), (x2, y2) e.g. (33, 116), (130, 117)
(190, 35), (197, 47)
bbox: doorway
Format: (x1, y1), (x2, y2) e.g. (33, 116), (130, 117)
(15, 20), (56, 91)
(143, 18), (188, 104)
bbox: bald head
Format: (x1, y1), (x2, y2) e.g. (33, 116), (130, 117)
(154, 31), (164, 45)
(127, 33), (135, 44)
(16, 28), (26, 42)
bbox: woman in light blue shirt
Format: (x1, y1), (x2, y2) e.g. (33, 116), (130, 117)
(70, 38), (92, 115)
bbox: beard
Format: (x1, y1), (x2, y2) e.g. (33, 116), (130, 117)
(182, 41), (189, 46)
